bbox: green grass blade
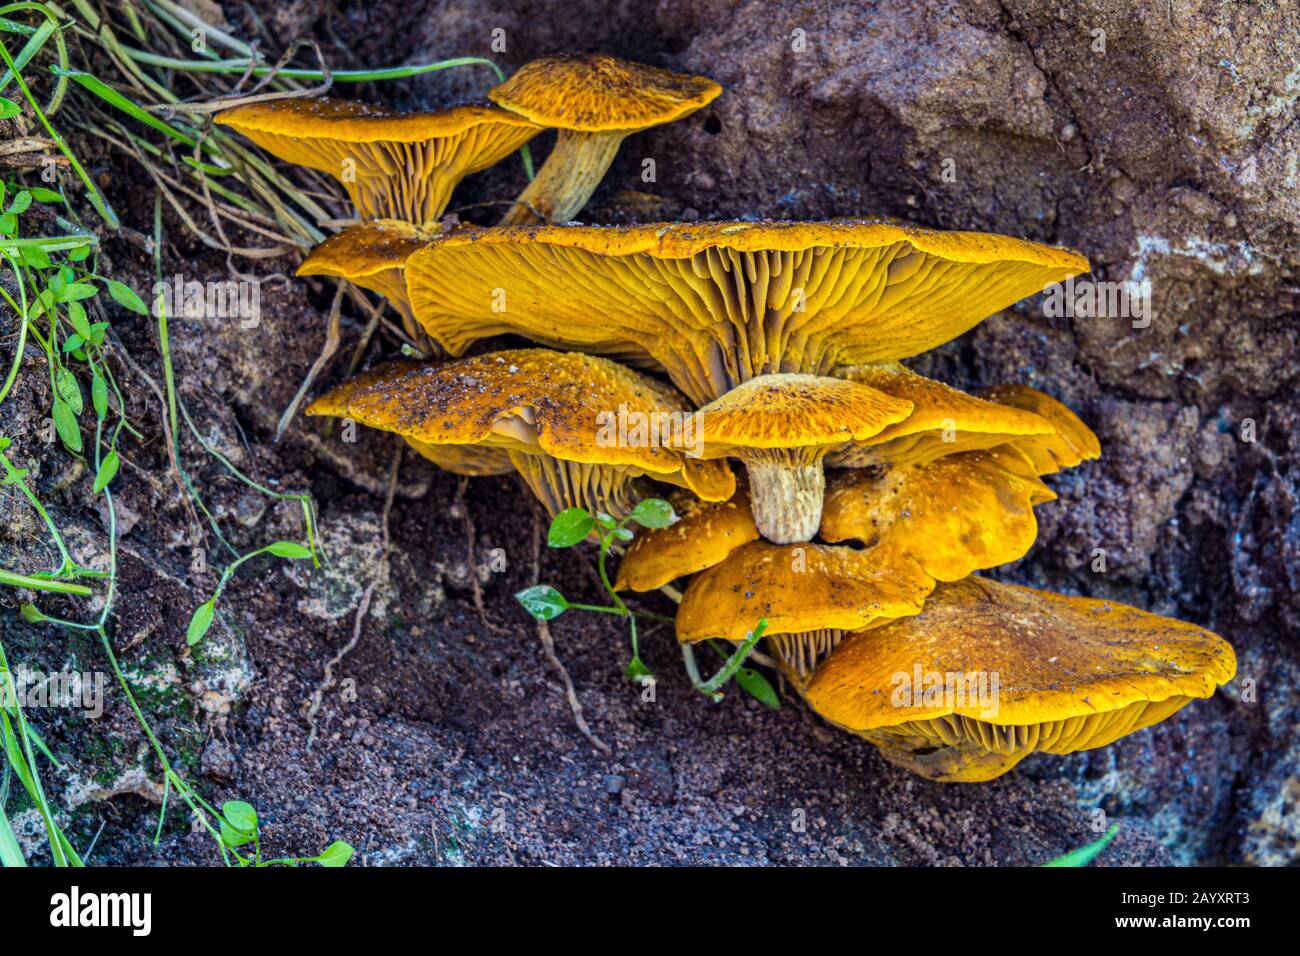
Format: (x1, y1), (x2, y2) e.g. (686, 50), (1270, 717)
(1044, 824), (1120, 867)
(0, 800), (26, 866)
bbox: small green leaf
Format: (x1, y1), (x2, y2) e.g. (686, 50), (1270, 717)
(0, 99), (21, 119)
(547, 507), (594, 548)
(222, 800), (258, 832)
(92, 449), (119, 493)
(18, 244), (49, 269)
(1044, 824), (1120, 867)
(316, 840), (354, 867)
(187, 599), (215, 646)
(265, 541), (312, 559)
(105, 279), (148, 315)
(50, 397), (81, 452)
(610, 527), (634, 542)
(220, 800), (257, 848)
(27, 187), (63, 203)
(593, 512), (617, 530)
(515, 585), (568, 621)
(0, 212), (16, 236)
(55, 368), (82, 415)
(67, 300), (91, 338)
(629, 498), (676, 529)
(8, 191), (31, 215)
(733, 666), (781, 710)
(60, 334), (83, 353)
(30, 287), (54, 318)
(91, 369), (108, 420)
(55, 281), (98, 303)
(68, 245), (89, 263)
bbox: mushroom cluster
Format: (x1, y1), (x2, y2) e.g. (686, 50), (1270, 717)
(222, 55), (1236, 783)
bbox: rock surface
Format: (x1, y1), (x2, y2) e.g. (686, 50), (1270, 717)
(2, 0), (1296, 865)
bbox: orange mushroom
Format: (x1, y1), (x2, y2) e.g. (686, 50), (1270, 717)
(489, 55), (721, 224)
(682, 373), (913, 543)
(215, 99), (540, 225)
(804, 576), (1237, 782)
(305, 349), (733, 517)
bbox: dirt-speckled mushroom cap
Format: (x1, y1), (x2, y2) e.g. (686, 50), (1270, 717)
(675, 540), (934, 644)
(805, 576), (1236, 782)
(614, 488), (759, 592)
(827, 364), (1057, 468)
(405, 220), (1089, 405)
(490, 56), (720, 225)
(489, 54), (721, 132)
(215, 99), (540, 224)
(820, 447), (1055, 582)
(304, 350), (734, 499)
(976, 384), (1101, 474)
(298, 220), (430, 341)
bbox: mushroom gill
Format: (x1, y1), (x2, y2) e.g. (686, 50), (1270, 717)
(405, 220), (1090, 406)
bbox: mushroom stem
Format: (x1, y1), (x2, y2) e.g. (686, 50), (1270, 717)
(742, 450), (826, 544)
(499, 129), (625, 225)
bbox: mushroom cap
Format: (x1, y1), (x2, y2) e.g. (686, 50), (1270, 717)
(489, 54), (721, 132)
(827, 365), (1056, 468)
(297, 220), (428, 281)
(216, 98), (540, 144)
(805, 575), (1235, 734)
(977, 384), (1101, 474)
(405, 220), (1089, 405)
(820, 447), (1055, 582)
(304, 350), (733, 496)
(215, 99), (541, 223)
(689, 373), (913, 458)
(675, 541), (934, 643)
(614, 489), (759, 591)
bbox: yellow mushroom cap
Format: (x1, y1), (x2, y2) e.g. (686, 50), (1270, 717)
(215, 99), (540, 224)
(489, 54), (720, 132)
(303, 349), (733, 495)
(675, 541), (934, 644)
(405, 220), (1089, 405)
(828, 365), (1056, 468)
(297, 220), (431, 344)
(614, 489), (760, 592)
(691, 373), (913, 457)
(805, 576), (1236, 780)
(680, 373), (911, 544)
(820, 447), (1055, 582)
(297, 220), (428, 282)
(978, 384), (1101, 474)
